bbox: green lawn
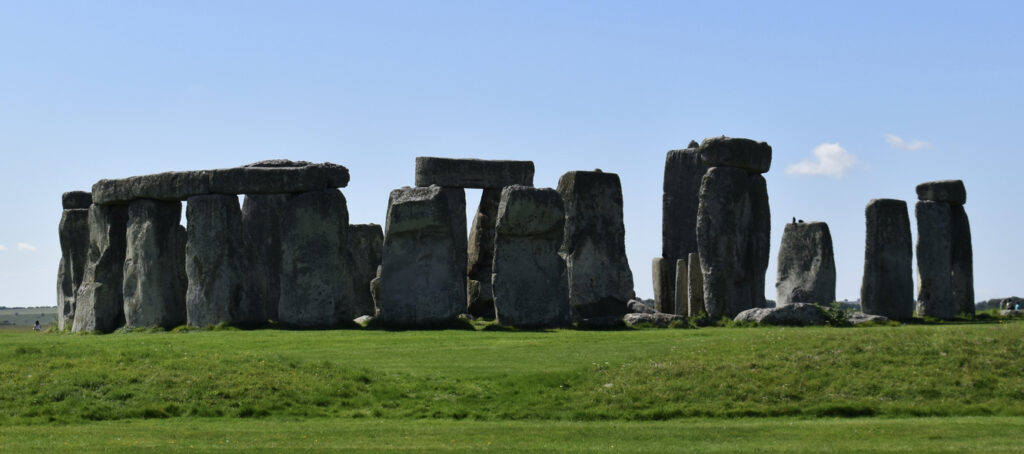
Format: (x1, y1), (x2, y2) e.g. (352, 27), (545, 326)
(0, 306), (57, 328)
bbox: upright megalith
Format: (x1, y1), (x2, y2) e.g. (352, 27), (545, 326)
(73, 204), (128, 333)
(185, 194), (251, 328)
(123, 199), (187, 329)
(466, 188), (502, 318)
(241, 193), (288, 322)
(57, 191), (91, 330)
(673, 259), (688, 316)
(686, 252), (704, 317)
(661, 140), (707, 305)
(915, 180), (974, 318)
(378, 186), (467, 326)
(776, 221), (836, 306)
(278, 189), (352, 328)
(695, 136), (772, 318)
(557, 171), (635, 320)
(492, 186), (570, 328)
(861, 199), (914, 320)
(651, 258), (674, 314)
(345, 224), (383, 318)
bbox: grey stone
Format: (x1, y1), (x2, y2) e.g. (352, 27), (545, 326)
(623, 312), (684, 328)
(915, 201), (957, 319)
(378, 186), (467, 326)
(467, 188), (501, 318)
(62, 191), (92, 210)
(626, 299), (657, 314)
(185, 194), (252, 327)
(241, 194), (289, 322)
(492, 186), (570, 328)
(860, 199), (914, 320)
(73, 204), (128, 333)
(1000, 310), (1024, 317)
(916, 180), (966, 205)
(748, 174), (771, 308)
(278, 189), (352, 328)
(122, 199), (187, 329)
(950, 204), (974, 316)
(662, 145), (707, 300)
(414, 157), (534, 189)
(698, 136), (772, 174)
(687, 252), (705, 317)
(776, 221), (836, 306)
(557, 171), (635, 320)
(733, 303), (828, 326)
(847, 312), (890, 325)
(370, 266), (381, 314)
(651, 258), (674, 313)
(696, 166), (754, 319)
(673, 259), (688, 316)
(57, 208), (90, 330)
(346, 224), (383, 318)
(91, 161), (350, 205)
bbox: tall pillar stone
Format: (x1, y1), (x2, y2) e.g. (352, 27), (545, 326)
(661, 141), (707, 304)
(123, 199), (187, 330)
(687, 252), (705, 317)
(748, 174), (771, 308)
(860, 198), (914, 320)
(915, 180), (973, 318)
(492, 186), (569, 328)
(775, 221), (836, 306)
(73, 204), (128, 333)
(651, 258), (673, 313)
(673, 259), (688, 316)
(241, 193), (288, 322)
(466, 188), (501, 318)
(378, 186), (467, 326)
(950, 204), (974, 315)
(278, 189), (351, 328)
(557, 171), (635, 321)
(346, 224), (383, 318)
(57, 191), (92, 330)
(186, 194), (252, 327)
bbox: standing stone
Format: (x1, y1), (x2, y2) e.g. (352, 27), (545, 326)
(122, 199), (187, 329)
(651, 258), (674, 313)
(696, 166), (753, 319)
(860, 199), (914, 320)
(278, 189), (351, 328)
(775, 221), (836, 306)
(662, 142), (707, 303)
(345, 224), (383, 318)
(466, 188), (502, 318)
(950, 204), (974, 316)
(241, 193), (289, 322)
(748, 174), (771, 308)
(673, 259), (688, 316)
(57, 207), (90, 330)
(73, 204), (128, 333)
(378, 186), (467, 326)
(492, 186), (569, 328)
(686, 252), (704, 317)
(185, 194), (251, 327)
(915, 201), (956, 318)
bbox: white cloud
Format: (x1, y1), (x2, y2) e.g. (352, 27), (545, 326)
(885, 133), (931, 151)
(786, 143), (857, 178)
(16, 243), (36, 252)
(0, 244), (7, 251)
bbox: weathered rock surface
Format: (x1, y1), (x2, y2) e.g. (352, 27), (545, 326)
(776, 221), (836, 306)
(673, 259), (688, 316)
(492, 186), (570, 328)
(697, 166), (754, 319)
(91, 161), (350, 205)
(698, 136), (773, 174)
(915, 201), (957, 319)
(623, 312), (684, 328)
(346, 224), (383, 318)
(241, 193), (289, 321)
(378, 186), (467, 326)
(185, 194), (252, 327)
(687, 252), (705, 317)
(950, 204), (975, 316)
(662, 144), (707, 301)
(626, 299), (657, 314)
(73, 204), (128, 333)
(122, 199), (187, 329)
(62, 191), (92, 209)
(860, 199), (914, 320)
(278, 189), (352, 328)
(651, 257), (674, 314)
(57, 208), (90, 330)
(748, 174), (771, 309)
(846, 312), (890, 325)
(916, 180), (966, 205)
(1000, 310), (1024, 317)
(466, 188), (501, 318)
(557, 171), (634, 321)
(733, 303), (828, 326)
(414, 157), (534, 189)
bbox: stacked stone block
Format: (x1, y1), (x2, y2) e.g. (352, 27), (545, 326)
(915, 180), (974, 318)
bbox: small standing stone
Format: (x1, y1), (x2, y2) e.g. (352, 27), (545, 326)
(860, 198), (914, 320)
(673, 259), (688, 316)
(687, 252), (705, 317)
(651, 258), (674, 314)
(775, 221), (836, 306)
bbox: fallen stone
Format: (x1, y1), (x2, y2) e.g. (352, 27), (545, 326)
(662, 144), (707, 299)
(733, 303), (828, 326)
(346, 224), (383, 318)
(915, 201), (957, 319)
(73, 204), (128, 333)
(466, 188), (501, 318)
(687, 252), (705, 317)
(414, 157), (534, 189)
(651, 257), (674, 313)
(846, 312), (890, 325)
(916, 180), (966, 205)
(860, 199), (914, 320)
(122, 199), (187, 329)
(623, 312), (684, 328)
(492, 186), (570, 328)
(698, 136), (772, 174)
(1000, 310), (1024, 317)
(185, 194), (251, 328)
(241, 194), (289, 322)
(673, 259), (688, 316)
(354, 315), (374, 325)
(776, 221), (836, 306)
(626, 299), (657, 314)
(62, 191), (92, 210)
(57, 208), (90, 330)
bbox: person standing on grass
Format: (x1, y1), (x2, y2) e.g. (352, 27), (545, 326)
(33, 320), (41, 331)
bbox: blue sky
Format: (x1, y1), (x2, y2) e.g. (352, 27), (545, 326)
(1, 0), (1021, 307)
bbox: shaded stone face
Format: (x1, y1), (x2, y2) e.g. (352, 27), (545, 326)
(698, 136), (773, 174)
(345, 224), (383, 318)
(860, 198), (914, 320)
(775, 221), (836, 306)
(62, 191), (93, 210)
(278, 189), (352, 328)
(686, 252), (705, 318)
(414, 157), (534, 189)
(492, 186), (569, 328)
(557, 171), (635, 321)
(122, 199), (187, 330)
(916, 180), (966, 205)
(915, 201), (956, 319)
(73, 204), (128, 333)
(747, 174), (771, 309)
(696, 166), (753, 319)
(651, 258), (674, 314)
(662, 146), (707, 298)
(186, 194), (252, 328)
(378, 186), (467, 327)
(466, 188), (502, 318)
(673, 259), (688, 316)
(57, 208), (90, 330)
(241, 193), (289, 322)
(950, 205), (974, 315)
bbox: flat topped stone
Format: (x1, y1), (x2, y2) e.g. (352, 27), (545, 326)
(916, 180), (966, 205)
(698, 136), (772, 174)
(91, 161), (350, 205)
(62, 191), (93, 209)
(415, 157), (534, 189)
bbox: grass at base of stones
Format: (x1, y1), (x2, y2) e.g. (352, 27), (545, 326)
(1, 416), (1023, 452)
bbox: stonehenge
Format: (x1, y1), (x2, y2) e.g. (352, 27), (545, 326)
(673, 259), (688, 316)
(860, 199), (914, 320)
(122, 199), (187, 330)
(915, 180), (974, 318)
(185, 194), (249, 328)
(651, 258), (674, 314)
(776, 221), (836, 306)
(57, 192), (91, 330)
(346, 224), (384, 319)
(686, 252), (705, 317)
(72, 204), (128, 333)
(661, 140), (706, 311)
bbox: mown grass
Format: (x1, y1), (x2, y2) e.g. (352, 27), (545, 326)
(2, 322), (1023, 425)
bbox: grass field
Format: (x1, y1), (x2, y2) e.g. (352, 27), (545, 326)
(0, 306), (57, 329)
(1, 322), (1022, 451)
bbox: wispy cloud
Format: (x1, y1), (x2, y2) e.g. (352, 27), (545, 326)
(16, 243), (36, 252)
(885, 133), (931, 151)
(786, 143), (857, 178)
(0, 244), (7, 252)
